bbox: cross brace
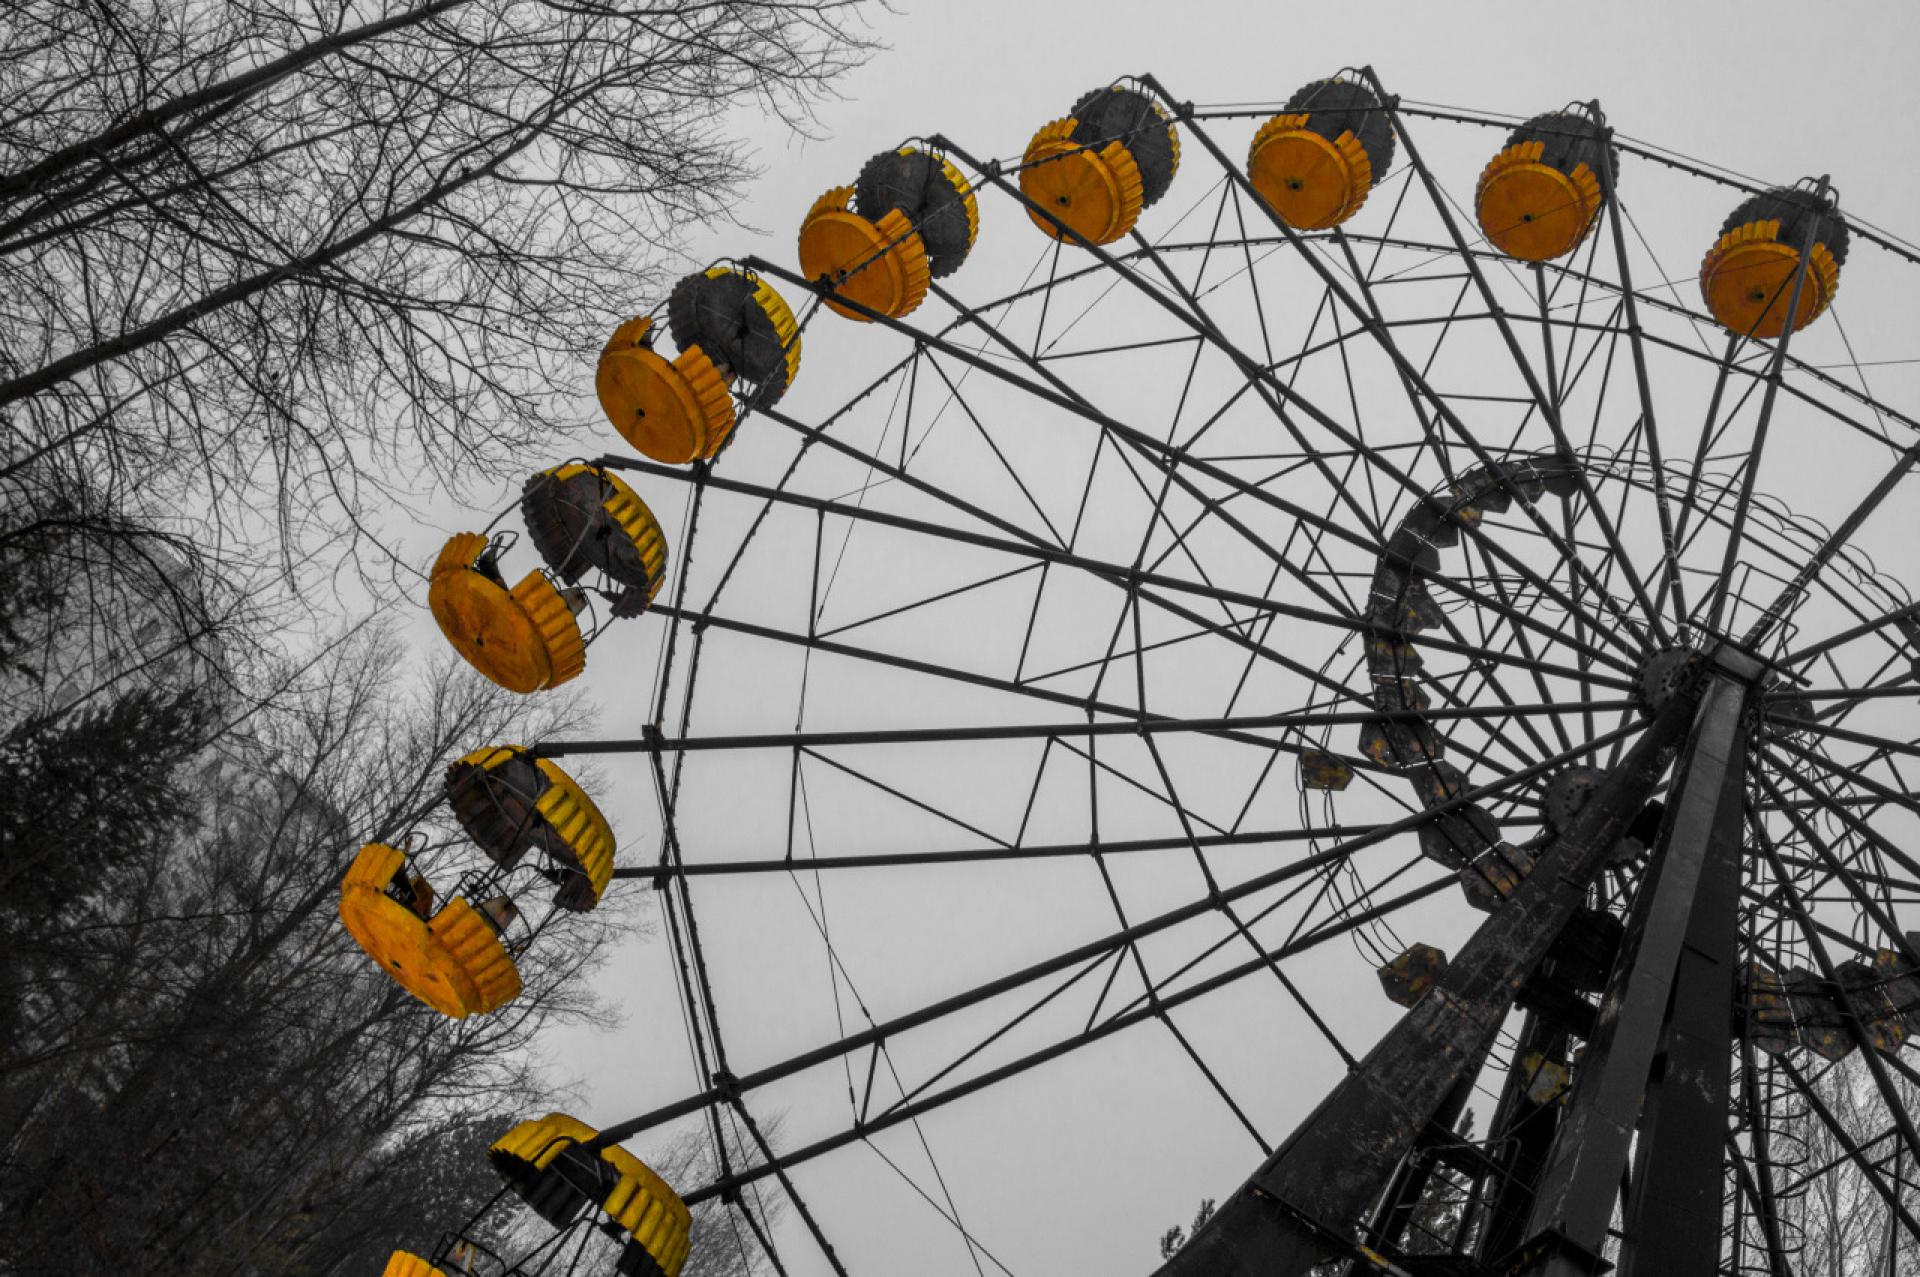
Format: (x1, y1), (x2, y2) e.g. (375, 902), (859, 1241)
(1156, 649), (1757, 1275)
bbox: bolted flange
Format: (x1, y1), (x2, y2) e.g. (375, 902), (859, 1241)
(1378, 942), (1448, 1008)
(1634, 647), (1695, 717)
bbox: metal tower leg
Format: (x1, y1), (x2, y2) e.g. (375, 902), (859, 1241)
(1155, 656), (1719, 1276)
(1509, 659), (1755, 1276)
(1354, 1070), (1483, 1262)
(1614, 703), (1751, 1276)
(1471, 1009), (1573, 1264)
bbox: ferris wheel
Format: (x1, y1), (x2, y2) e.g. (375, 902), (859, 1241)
(345, 66), (1920, 1276)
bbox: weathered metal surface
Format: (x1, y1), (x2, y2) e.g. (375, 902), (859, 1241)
(1615, 677), (1750, 1277)
(1357, 1074), (1481, 1262)
(1540, 767), (1606, 833)
(1539, 910), (1623, 994)
(1153, 659), (1711, 1277)
(1459, 843), (1537, 913)
(1419, 806), (1502, 869)
(1379, 943), (1449, 1008)
(1838, 959), (1908, 1055)
(1520, 1052), (1573, 1107)
(1744, 964), (1797, 1057)
(1301, 750), (1356, 791)
(1788, 967), (1855, 1062)
(1513, 673), (1751, 1277)
(1472, 1015), (1573, 1264)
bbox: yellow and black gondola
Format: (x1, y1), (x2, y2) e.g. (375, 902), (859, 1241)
(430, 462), (672, 691)
(1475, 105), (1613, 262)
(520, 463), (669, 619)
(597, 265), (801, 464)
(856, 147), (980, 280)
(487, 1113), (695, 1276)
(341, 746), (617, 1017)
(445, 744), (617, 912)
(337, 841), (524, 1019)
(1700, 183), (1848, 338)
(1247, 76), (1393, 231)
(799, 144), (976, 320)
(1020, 84), (1179, 247)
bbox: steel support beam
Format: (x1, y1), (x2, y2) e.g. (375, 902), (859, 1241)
(541, 699), (1633, 760)
(1699, 179), (1826, 638)
(1471, 1011), (1573, 1264)
(1614, 680), (1752, 1276)
(1155, 656), (1713, 1276)
(1511, 661), (1754, 1276)
(602, 446), (1635, 689)
(1594, 115), (1688, 637)
(1355, 1070), (1484, 1261)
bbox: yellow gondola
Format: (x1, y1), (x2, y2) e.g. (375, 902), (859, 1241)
(488, 1113), (694, 1276)
(799, 185), (929, 320)
(1021, 84), (1178, 246)
(597, 315), (732, 465)
(1475, 105), (1612, 262)
(427, 531), (585, 695)
(597, 266), (800, 462)
(1247, 75), (1392, 231)
(1700, 183), (1848, 338)
(799, 143), (975, 321)
(338, 842), (523, 1019)
(445, 745), (616, 912)
(340, 740), (622, 1018)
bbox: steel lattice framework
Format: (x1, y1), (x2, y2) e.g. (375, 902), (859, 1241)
(411, 68), (1920, 1277)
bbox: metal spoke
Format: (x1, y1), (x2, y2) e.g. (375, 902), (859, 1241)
(457, 83), (1920, 1277)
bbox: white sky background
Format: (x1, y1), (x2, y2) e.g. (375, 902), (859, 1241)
(396, 2), (1920, 1273)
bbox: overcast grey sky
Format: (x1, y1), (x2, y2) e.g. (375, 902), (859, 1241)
(448, 3), (1920, 1273)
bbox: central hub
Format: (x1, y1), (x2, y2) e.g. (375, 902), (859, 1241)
(1634, 645), (1699, 715)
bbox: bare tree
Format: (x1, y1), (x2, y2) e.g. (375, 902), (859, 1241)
(0, 0), (871, 597)
(1159, 1198), (1215, 1259)
(0, 594), (630, 1273)
(1760, 1053), (1920, 1276)
(0, 10), (876, 1270)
